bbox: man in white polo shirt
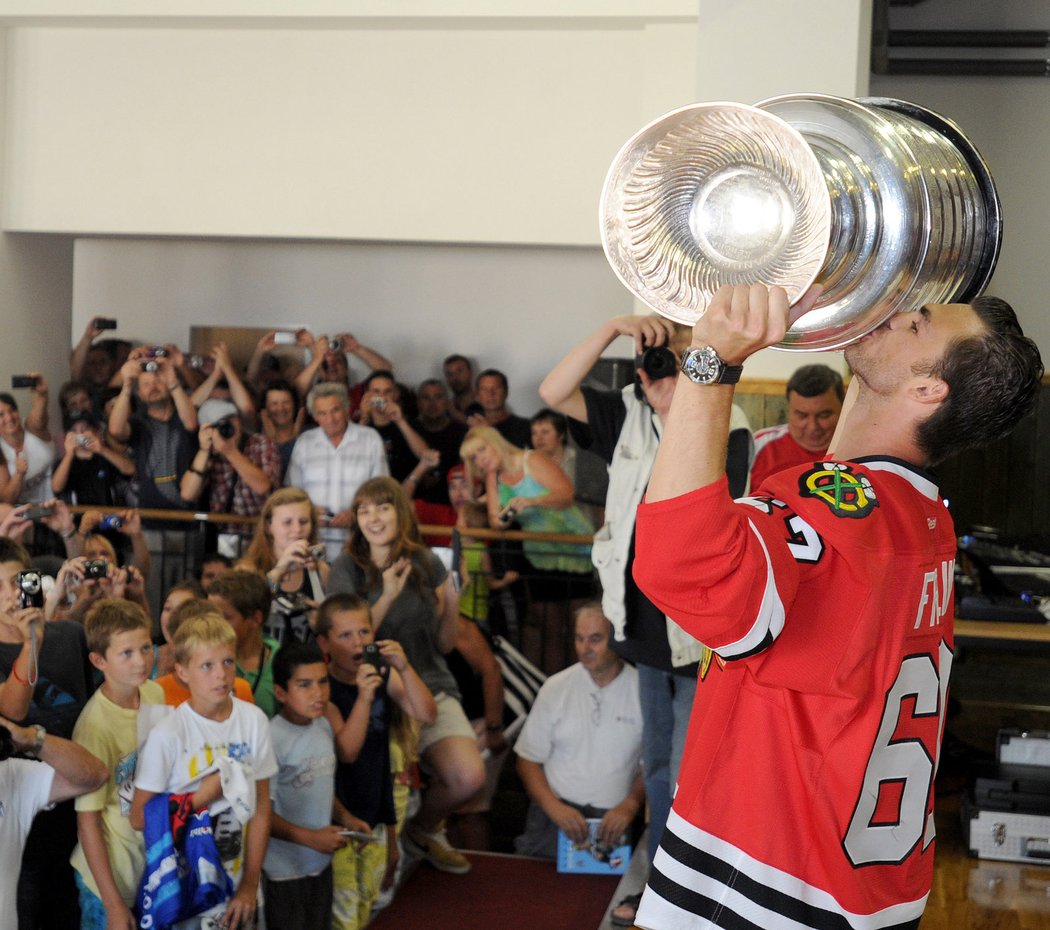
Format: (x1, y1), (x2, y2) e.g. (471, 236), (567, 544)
(514, 604), (644, 859)
(286, 382), (389, 559)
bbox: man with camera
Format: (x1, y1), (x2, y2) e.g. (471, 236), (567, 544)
(289, 331), (394, 420)
(539, 314), (752, 918)
(108, 346), (200, 510)
(356, 370), (434, 482)
(180, 398), (280, 522)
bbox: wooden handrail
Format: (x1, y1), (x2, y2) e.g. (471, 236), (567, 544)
(66, 505), (594, 545)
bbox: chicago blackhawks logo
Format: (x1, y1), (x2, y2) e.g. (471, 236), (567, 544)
(799, 463), (878, 518)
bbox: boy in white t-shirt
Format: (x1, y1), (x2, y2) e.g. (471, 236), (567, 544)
(131, 611), (278, 930)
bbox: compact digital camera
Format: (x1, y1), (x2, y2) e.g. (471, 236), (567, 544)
(16, 570), (43, 609)
(84, 559), (109, 580)
(362, 643), (385, 670)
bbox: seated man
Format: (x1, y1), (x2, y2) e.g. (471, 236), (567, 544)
(749, 363), (844, 490)
(514, 604), (644, 859)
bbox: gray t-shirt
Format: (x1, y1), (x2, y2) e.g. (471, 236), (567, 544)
(264, 715), (336, 881)
(327, 549), (460, 701)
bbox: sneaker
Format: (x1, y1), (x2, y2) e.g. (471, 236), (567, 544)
(403, 820), (472, 874)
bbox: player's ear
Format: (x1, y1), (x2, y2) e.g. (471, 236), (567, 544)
(908, 374), (948, 406)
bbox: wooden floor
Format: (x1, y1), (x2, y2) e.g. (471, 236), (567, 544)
(923, 776), (1050, 929)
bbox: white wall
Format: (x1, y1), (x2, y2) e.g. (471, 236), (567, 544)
(3, 18), (697, 245)
(0, 31), (73, 419)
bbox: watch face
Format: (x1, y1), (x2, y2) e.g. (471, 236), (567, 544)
(683, 347), (721, 384)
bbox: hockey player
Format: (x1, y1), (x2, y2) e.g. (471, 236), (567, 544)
(633, 284), (1043, 930)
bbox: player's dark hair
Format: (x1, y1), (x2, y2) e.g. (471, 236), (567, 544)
(916, 295), (1043, 465)
(786, 365), (845, 402)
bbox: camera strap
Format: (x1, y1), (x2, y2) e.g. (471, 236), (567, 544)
(27, 623), (39, 687)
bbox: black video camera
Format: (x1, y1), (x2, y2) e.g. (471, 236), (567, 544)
(636, 346), (678, 381)
(214, 417), (236, 440)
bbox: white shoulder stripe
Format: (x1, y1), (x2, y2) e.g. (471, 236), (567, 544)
(860, 460), (939, 501)
(714, 519), (785, 660)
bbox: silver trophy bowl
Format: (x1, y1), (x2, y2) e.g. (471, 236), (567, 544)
(600, 94), (1001, 351)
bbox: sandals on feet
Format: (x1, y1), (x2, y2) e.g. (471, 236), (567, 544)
(610, 892), (643, 927)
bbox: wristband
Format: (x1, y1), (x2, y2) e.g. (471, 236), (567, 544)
(485, 723), (503, 733)
(189, 466), (208, 477)
(26, 725), (45, 758)
(9, 662), (31, 686)
(60, 527), (77, 540)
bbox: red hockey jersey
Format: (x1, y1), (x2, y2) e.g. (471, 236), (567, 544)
(633, 458), (956, 930)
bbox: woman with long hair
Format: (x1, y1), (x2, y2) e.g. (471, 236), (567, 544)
(327, 476), (485, 876)
(460, 424), (595, 672)
(237, 486), (329, 644)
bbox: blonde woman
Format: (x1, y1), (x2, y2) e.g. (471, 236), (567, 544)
(237, 487), (329, 645)
(460, 425), (595, 672)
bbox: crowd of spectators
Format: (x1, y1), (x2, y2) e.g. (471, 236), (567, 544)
(0, 317), (633, 930)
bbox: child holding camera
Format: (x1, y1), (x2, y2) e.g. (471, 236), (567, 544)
(0, 537), (96, 928)
(315, 592), (436, 930)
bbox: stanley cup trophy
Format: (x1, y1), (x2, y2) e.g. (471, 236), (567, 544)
(600, 93), (1002, 351)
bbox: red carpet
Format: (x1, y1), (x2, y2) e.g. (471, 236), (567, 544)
(370, 852), (620, 930)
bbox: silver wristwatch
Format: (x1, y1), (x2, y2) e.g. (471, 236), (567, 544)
(680, 346), (744, 385)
